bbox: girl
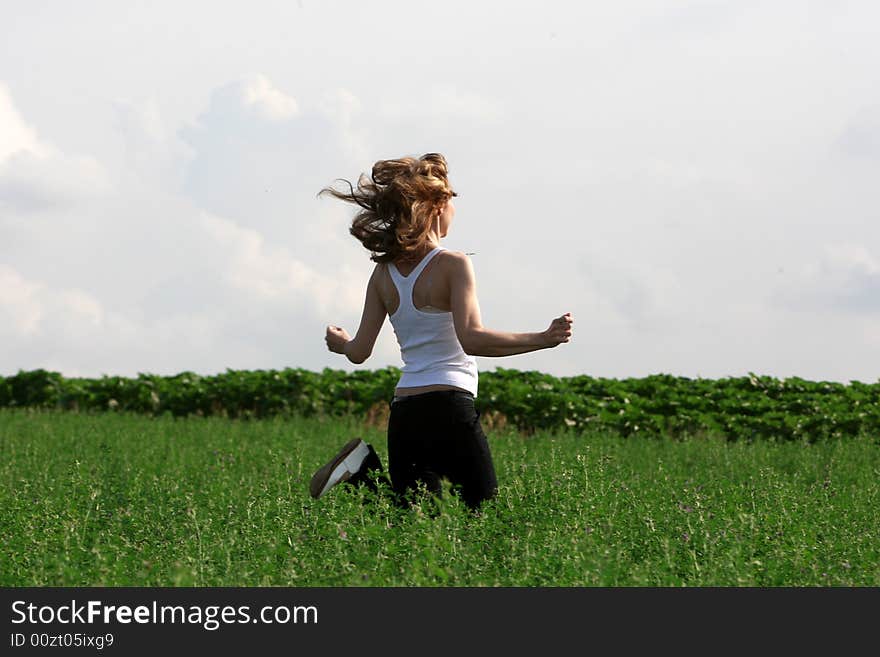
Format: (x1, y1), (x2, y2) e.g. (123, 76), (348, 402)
(312, 153), (573, 510)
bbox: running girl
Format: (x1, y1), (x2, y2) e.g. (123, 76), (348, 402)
(312, 153), (573, 509)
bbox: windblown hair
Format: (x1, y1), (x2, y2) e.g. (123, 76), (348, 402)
(317, 152), (457, 264)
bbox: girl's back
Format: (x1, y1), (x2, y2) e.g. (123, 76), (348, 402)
(382, 246), (477, 397)
(378, 247), (459, 316)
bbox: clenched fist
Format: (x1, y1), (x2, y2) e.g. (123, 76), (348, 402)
(325, 325), (351, 354)
(542, 312), (573, 348)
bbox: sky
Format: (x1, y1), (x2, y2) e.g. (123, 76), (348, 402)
(1, 0), (878, 384)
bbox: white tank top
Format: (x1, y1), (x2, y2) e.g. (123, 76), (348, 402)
(387, 246), (479, 397)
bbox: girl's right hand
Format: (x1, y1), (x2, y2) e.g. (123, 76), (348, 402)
(542, 312), (573, 348)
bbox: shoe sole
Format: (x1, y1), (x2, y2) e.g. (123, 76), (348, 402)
(309, 438), (370, 499)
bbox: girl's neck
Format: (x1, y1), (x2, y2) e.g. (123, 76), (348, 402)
(398, 241), (441, 264)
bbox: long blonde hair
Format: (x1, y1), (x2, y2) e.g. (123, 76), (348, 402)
(317, 152), (457, 264)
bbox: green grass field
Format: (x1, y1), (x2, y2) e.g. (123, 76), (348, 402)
(1, 408), (878, 586)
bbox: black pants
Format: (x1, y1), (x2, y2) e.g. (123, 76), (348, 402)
(353, 390), (498, 510)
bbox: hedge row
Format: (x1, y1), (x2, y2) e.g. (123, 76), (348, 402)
(1, 368), (877, 441)
(0, 368), (880, 440)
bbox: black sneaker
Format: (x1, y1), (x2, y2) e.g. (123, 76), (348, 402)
(309, 438), (371, 499)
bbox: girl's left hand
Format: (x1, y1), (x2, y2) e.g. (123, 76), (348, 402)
(325, 325), (351, 354)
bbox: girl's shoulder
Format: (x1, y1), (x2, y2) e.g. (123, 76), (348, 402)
(437, 249), (469, 264)
(436, 249), (476, 275)
(377, 248), (468, 276)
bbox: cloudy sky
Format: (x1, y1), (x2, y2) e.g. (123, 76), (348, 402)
(1, 1), (878, 384)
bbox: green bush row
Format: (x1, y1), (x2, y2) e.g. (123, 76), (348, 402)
(1, 367), (877, 441)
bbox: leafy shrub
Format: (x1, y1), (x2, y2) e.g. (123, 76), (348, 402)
(1, 367), (876, 440)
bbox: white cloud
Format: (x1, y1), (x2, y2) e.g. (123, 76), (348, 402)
(577, 239), (685, 333)
(0, 149), (111, 214)
(317, 87), (369, 164)
(770, 243), (880, 315)
(635, 1), (754, 40)
(0, 264), (43, 336)
(838, 105), (880, 161)
(60, 288), (105, 328)
(0, 82), (48, 162)
(377, 83), (503, 122)
(824, 244), (880, 276)
(0, 74), (387, 378)
(0, 265), (122, 342)
(197, 209), (362, 314)
(0, 262), (218, 377)
(175, 74), (374, 285)
(110, 95), (195, 187)
(242, 74), (299, 121)
(0, 84), (111, 214)
(187, 74), (302, 132)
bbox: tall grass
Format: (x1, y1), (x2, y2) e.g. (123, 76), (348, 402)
(1, 408), (877, 586)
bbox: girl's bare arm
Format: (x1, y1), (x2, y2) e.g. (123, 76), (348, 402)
(449, 253), (572, 357)
(325, 264), (387, 364)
